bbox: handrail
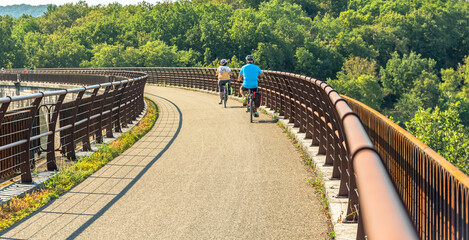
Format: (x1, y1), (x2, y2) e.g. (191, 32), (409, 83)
(343, 95), (469, 239)
(0, 70), (147, 183)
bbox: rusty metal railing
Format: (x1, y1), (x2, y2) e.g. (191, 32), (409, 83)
(344, 95), (469, 240)
(0, 70), (147, 183)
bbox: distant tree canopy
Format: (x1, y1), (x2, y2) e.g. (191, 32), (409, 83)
(1, 0), (469, 168)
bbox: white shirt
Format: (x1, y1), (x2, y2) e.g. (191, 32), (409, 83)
(217, 66), (231, 80)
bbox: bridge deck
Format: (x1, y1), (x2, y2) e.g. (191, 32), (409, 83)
(0, 86), (329, 239)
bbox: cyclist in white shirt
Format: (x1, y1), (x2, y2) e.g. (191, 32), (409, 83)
(216, 59), (233, 104)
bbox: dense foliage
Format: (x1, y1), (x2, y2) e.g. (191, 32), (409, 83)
(407, 105), (469, 174)
(0, 4), (48, 18)
(0, 0), (468, 171)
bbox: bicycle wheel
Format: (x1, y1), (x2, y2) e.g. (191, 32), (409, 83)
(223, 85), (228, 108)
(249, 94), (254, 123)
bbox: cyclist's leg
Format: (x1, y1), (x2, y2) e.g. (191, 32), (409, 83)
(241, 86), (248, 106)
(223, 80), (229, 98)
(225, 80), (229, 95)
(218, 80), (224, 103)
(251, 88), (259, 117)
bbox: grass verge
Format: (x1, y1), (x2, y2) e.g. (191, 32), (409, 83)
(0, 97), (158, 232)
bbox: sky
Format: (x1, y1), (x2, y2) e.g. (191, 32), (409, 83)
(0, 0), (168, 6)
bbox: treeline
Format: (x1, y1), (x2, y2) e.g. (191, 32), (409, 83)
(0, 4), (49, 18)
(0, 0), (468, 170)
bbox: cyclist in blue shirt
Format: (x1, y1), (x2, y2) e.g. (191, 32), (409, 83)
(238, 55), (265, 117)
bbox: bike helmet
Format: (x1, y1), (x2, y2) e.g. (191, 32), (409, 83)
(245, 55), (254, 61)
(220, 59), (227, 65)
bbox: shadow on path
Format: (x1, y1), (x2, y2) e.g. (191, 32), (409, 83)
(66, 94), (182, 239)
(0, 94), (182, 240)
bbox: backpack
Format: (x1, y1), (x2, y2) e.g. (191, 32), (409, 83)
(254, 91), (262, 107)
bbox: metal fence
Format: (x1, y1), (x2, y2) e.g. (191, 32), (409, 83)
(344, 96), (469, 240)
(0, 70), (147, 183)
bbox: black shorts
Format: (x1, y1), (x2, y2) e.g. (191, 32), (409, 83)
(218, 80), (231, 92)
(241, 87), (261, 107)
(241, 86), (258, 93)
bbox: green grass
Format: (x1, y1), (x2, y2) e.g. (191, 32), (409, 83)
(0, 98), (158, 232)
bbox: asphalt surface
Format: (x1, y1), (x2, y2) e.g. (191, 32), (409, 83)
(0, 86), (329, 239)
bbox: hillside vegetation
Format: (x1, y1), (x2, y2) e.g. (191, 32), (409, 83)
(0, 0), (468, 172)
(0, 4), (49, 18)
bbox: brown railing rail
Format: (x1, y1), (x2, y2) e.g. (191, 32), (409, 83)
(0, 70), (147, 184)
(344, 95), (469, 240)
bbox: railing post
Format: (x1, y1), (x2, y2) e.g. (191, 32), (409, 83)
(0, 100), (12, 178)
(105, 84), (120, 138)
(114, 81), (128, 132)
(96, 85), (112, 143)
(46, 92), (67, 171)
(82, 87), (100, 151)
(0, 99), (11, 126)
(65, 90), (85, 160)
(122, 81), (135, 127)
(304, 79), (314, 140)
(20, 94), (43, 183)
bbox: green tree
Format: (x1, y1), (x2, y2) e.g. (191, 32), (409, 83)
(22, 31), (46, 66)
(328, 57), (384, 110)
(80, 43), (126, 67)
(439, 56), (469, 126)
(394, 70), (440, 122)
(40, 1), (89, 34)
(189, 3), (234, 60)
(139, 40), (180, 67)
(380, 51), (437, 98)
(0, 16), (18, 68)
(406, 106), (469, 174)
(256, 0), (313, 70)
(295, 39), (343, 81)
(179, 48), (202, 67)
(228, 8), (261, 57)
(252, 42), (284, 70)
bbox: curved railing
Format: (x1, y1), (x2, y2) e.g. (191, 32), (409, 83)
(344, 96), (469, 240)
(3, 67), (467, 239)
(0, 70), (147, 184)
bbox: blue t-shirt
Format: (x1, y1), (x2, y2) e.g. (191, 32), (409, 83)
(240, 64), (263, 88)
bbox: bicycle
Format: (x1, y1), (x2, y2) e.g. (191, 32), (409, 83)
(221, 82), (231, 108)
(246, 89), (256, 123)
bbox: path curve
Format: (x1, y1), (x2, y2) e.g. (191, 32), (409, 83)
(0, 86), (329, 239)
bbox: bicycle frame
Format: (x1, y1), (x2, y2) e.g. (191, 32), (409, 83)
(221, 82), (230, 108)
(247, 89), (256, 123)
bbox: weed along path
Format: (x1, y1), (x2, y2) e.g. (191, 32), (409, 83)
(0, 86), (329, 239)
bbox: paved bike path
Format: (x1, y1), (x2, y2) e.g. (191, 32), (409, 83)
(0, 86), (329, 239)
